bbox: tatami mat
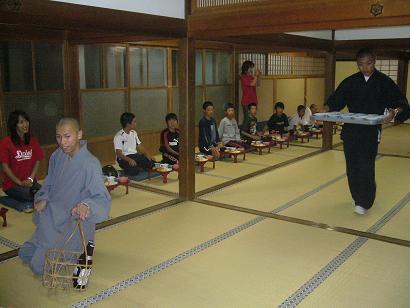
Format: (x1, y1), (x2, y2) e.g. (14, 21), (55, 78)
(108, 186), (174, 218)
(334, 124), (410, 158)
(93, 207), (355, 308)
(137, 146), (318, 194)
(300, 240), (410, 308)
(378, 124), (410, 157)
(0, 209), (35, 247)
(0, 244), (11, 254)
(377, 200), (410, 241)
(279, 156), (410, 233)
(201, 150), (347, 212)
(290, 131), (342, 148)
(0, 187), (174, 252)
(201, 152), (410, 237)
(0, 202), (255, 307)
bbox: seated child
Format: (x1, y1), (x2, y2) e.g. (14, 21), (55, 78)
(289, 105), (310, 133)
(264, 101), (289, 135)
(0, 110), (43, 213)
(241, 103), (261, 143)
(198, 101), (221, 159)
(160, 113), (179, 169)
(218, 103), (246, 149)
(114, 112), (155, 176)
(307, 104), (321, 128)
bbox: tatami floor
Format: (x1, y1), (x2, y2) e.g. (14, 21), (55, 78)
(0, 124), (409, 308)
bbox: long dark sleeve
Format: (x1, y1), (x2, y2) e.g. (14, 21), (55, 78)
(383, 77), (410, 123)
(198, 119), (208, 151)
(327, 79), (348, 111)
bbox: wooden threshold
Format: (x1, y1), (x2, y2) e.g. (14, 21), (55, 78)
(0, 198), (182, 263)
(195, 148), (323, 197)
(194, 198), (410, 248)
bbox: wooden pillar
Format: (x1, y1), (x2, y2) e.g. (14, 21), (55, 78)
(233, 48), (240, 122)
(0, 70), (5, 139)
(323, 52), (336, 150)
(178, 38), (196, 200)
(397, 58), (408, 95)
(66, 43), (80, 120)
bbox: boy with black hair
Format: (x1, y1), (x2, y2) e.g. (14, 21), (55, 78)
(218, 103), (244, 148)
(326, 48), (410, 215)
(160, 113), (179, 167)
(114, 112), (155, 176)
(241, 103), (261, 143)
(199, 101), (221, 159)
(264, 101), (289, 135)
(289, 105), (310, 133)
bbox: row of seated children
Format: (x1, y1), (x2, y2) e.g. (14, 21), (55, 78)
(197, 101), (320, 159)
(112, 102), (320, 176)
(113, 112), (181, 176)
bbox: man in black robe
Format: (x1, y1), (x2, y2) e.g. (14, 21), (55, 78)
(326, 48), (410, 215)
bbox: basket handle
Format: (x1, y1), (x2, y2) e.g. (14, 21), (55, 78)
(62, 219), (88, 257)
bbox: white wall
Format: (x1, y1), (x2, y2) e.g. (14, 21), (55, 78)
(289, 26), (410, 40)
(335, 26), (410, 40)
(52, 0), (185, 19)
(286, 30), (333, 40)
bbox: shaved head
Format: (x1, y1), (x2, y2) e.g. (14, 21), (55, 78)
(56, 118), (80, 132)
(56, 118), (82, 157)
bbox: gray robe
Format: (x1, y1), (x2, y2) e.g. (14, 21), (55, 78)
(19, 141), (111, 275)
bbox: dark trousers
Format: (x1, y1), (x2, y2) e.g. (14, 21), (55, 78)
(117, 154), (153, 176)
(161, 152), (179, 165)
(5, 181), (41, 203)
(343, 136), (378, 209)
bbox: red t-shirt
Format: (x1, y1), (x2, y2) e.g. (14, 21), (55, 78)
(0, 136), (44, 191)
(241, 74), (258, 106)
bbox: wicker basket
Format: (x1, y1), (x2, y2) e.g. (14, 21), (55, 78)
(42, 219), (90, 291)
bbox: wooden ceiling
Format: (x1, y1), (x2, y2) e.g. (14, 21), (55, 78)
(188, 0), (410, 39)
(0, 0), (186, 42)
(0, 0), (409, 59)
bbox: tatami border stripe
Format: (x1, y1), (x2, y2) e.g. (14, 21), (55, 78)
(278, 192), (410, 308)
(71, 164), (353, 307)
(196, 149), (323, 197)
(198, 172), (235, 180)
(0, 235), (20, 250)
(0, 199), (182, 263)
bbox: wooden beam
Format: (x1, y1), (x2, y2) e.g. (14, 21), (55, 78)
(0, 65), (5, 139)
(0, 24), (66, 41)
(397, 58), (409, 94)
(178, 38), (196, 200)
(66, 44), (80, 119)
(233, 48), (240, 122)
(323, 52), (336, 150)
(0, 0), (186, 38)
(189, 0), (410, 38)
(222, 33), (333, 52)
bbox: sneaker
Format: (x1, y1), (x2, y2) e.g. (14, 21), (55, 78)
(354, 205), (367, 215)
(352, 200), (356, 208)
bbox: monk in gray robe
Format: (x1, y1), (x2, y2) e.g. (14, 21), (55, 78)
(19, 118), (111, 275)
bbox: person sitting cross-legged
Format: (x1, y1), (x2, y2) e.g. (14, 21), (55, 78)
(218, 103), (247, 149)
(198, 101), (221, 160)
(159, 113), (179, 170)
(114, 112), (156, 176)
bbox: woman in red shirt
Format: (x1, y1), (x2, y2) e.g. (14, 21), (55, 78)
(240, 60), (261, 119)
(0, 110), (44, 212)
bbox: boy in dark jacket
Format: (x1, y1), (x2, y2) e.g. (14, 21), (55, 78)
(198, 101), (221, 159)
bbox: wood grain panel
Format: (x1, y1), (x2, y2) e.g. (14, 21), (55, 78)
(189, 0), (410, 38)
